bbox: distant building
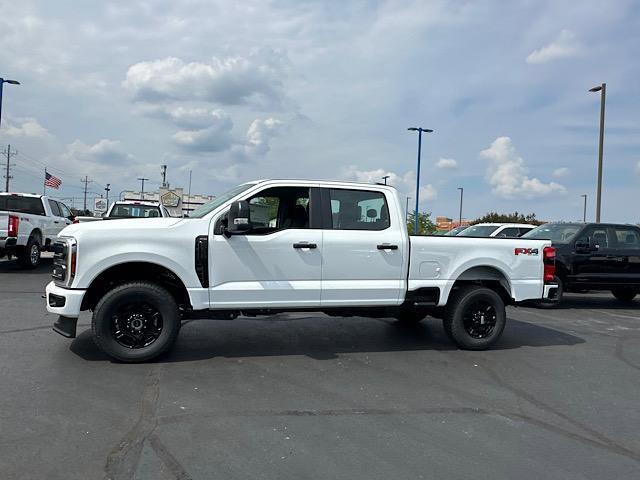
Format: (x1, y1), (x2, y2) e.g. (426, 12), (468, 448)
(435, 216), (471, 232)
(120, 187), (214, 217)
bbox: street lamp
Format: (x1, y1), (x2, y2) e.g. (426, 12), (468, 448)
(407, 127), (434, 234)
(589, 83), (606, 223)
(381, 175), (390, 185)
(105, 183), (111, 210)
(581, 194), (587, 222)
(405, 197), (411, 220)
(0, 78), (21, 129)
(457, 187), (464, 226)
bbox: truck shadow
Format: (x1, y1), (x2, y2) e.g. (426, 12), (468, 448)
(69, 316), (584, 363)
(0, 257), (53, 274)
(529, 293), (640, 311)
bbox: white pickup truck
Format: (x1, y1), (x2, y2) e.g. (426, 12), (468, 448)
(0, 193), (73, 268)
(46, 179), (558, 362)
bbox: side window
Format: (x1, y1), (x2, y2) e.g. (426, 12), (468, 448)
(497, 227), (520, 238)
(48, 199), (61, 217)
(578, 227), (609, 249)
(58, 202), (71, 218)
(329, 189), (390, 231)
(246, 186), (310, 234)
(613, 227), (640, 249)
(518, 227), (534, 236)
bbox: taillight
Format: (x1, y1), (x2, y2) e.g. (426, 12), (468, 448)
(8, 215), (19, 237)
(543, 246), (556, 283)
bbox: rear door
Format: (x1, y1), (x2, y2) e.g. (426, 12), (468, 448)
(47, 200), (66, 237)
(610, 226), (640, 287)
(320, 187), (405, 306)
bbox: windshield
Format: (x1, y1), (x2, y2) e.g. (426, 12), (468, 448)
(187, 183), (255, 218)
(444, 226), (468, 236)
(109, 204), (162, 218)
(457, 225), (500, 237)
(522, 223), (582, 241)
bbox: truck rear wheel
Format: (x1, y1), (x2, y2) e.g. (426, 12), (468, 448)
(443, 286), (506, 350)
(92, 282), (180, 363)
(611, 288), (637, 302)
(18, 237), (41, 269)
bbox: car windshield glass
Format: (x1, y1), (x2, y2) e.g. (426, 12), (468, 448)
(187, 183), (255, 218)
(109, 204), (161, 218)
(457, 225), (499, 237)
(522, 224), (582, 241)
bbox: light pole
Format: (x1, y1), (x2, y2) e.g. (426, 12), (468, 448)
(407, 127), (434, 234)
(137, 177), (149, 199)
(581, 194), (587, 222)
(405, 196), (411, 220)
(104, 183), (111, 210)
(589, 83), (606, 223)
(457, 187), (464, 226)
(381, 175), (390, 185)
(0, 78), (21, 129)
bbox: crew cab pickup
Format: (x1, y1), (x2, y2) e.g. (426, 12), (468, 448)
(0, 193), (73, 268)
(524, 222), (640, 305)
(75, 200), (170, 223)
(45, 180), (557, 362)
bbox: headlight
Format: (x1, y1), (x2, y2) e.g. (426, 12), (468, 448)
(52, 237), (77, 287)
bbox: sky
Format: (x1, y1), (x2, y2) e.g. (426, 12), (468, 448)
(1, 0), (639, 222)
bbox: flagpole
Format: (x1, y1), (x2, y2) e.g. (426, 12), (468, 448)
(43, 167), (47, 196)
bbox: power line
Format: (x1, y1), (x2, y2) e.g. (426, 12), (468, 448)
(2, 144), (18, 192)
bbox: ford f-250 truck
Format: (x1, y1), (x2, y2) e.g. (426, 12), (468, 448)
(1, 193), (73, 268)
(45, 179), (558, 362)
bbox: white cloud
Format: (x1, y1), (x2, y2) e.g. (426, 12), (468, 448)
(552, 167), (570, 178)
(123, 50), (287, 107)
(172, 110), (234, 152)
(244, 118), (283, 156)
(54, 139), (137, 180)
(435, 158), (458, 170)
(2, 118), (53, 140)
(481, 136), (565, 199)
(526, 29), (581, 64)
(340, 166), (437, 203)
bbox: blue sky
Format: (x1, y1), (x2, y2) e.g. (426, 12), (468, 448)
(1, 0), (639, 221)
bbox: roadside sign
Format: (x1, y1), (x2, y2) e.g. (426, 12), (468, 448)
(94, 198), (108, 213)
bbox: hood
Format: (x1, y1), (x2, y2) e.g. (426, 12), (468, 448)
(59, 217), (185, 238)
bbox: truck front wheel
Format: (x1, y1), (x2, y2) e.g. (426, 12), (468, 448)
(443, 286), (506, 350)
(92, 282), (181, 362)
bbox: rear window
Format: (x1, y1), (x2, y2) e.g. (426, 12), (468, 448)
(109, 204), (162, 218)
(0, 196), (46, 216)
(328, 189), (390, 231)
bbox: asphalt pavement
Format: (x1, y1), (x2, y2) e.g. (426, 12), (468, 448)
(1, 256), (639, 479)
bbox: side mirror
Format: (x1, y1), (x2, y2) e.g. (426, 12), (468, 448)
(225, 200), (251, 236)
(575, 237), (593, 253)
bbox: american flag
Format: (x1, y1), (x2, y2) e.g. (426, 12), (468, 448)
(44, 171), (62, 189)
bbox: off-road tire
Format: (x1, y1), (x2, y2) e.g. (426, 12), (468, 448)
(443, 285), (506, 350)
(92, 282), (181, 363)
(611, 288), (637, 302)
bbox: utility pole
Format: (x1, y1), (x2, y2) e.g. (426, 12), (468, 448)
(138, 177), (149, 199)
(407, 127), (434, 235)
(589, 83), (606, 223)
(161, 165), (167, 188)
(381, 175), (390, 185)
(2, 144), (17, 192)
(581, 194), (587, 222)
(81, 176), (93, 211)
(405, 197), (411, 220)
(105, 183), (111, 210)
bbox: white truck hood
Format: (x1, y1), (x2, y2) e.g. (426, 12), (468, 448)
(59, 217), (184, 238)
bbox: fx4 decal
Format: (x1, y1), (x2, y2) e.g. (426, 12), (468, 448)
(514, 247), (539, 256)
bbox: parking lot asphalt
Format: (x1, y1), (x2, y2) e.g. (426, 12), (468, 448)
(1, 257), (639, 480)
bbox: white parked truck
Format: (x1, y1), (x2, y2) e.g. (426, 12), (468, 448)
(46, 180), (558, 362)
(75, 200), (171, 223)
(0, 193), (73, 268)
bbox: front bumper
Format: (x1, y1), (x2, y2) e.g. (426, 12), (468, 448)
(543, 283), (559, 300)
(45, 281), (85, 318)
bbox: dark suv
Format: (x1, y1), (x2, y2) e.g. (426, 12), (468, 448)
(523, 222), (640, 305)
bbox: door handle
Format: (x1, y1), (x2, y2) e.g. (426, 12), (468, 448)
(293, 242), (317, 249)
(53, 221), (60, 224)
(377, 244), (398, 250)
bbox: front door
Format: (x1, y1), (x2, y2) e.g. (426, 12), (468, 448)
(320, 187), (406, 306)
(570, 226), (619, 287)
(209, 186), (322, 308)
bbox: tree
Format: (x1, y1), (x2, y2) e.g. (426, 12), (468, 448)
(407, 211), (437, 235)
(472, 211), (543, 225)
